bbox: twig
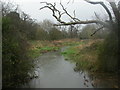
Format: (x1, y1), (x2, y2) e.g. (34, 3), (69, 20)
(84, 0), (112, 21)
(91, 26), (104, 36)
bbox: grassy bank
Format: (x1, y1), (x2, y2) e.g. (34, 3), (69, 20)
(62, 39), (103, 72)
(28, 38), (118, 73)
(28, 39), (81, 59)
(26, 39), (118, 88)
(28, 40), (60, 59)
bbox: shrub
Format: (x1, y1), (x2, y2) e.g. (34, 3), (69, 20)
(98, 31), (118, 72)
(2, 13), (33, 88)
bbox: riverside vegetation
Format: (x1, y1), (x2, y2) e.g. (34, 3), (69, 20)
(62, 36), (118, 73)
(2, 1), (118, 88)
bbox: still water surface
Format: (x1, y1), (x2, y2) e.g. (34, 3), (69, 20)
(24, 47), (118, 88)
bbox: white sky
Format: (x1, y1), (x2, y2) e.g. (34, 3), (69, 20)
(2, 0), (118, 23)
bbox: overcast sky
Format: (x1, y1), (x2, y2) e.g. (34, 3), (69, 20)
(3, 0), (118, 23)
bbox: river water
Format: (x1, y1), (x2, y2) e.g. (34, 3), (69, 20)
(23, 47), (118, 88)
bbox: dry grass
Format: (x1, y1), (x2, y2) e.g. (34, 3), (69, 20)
(28, 39), (81, 59)
(62, 39), (104, 72)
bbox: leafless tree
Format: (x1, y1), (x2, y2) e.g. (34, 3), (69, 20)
(40, 0), (120, 36)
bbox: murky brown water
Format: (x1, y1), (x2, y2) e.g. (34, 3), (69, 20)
(23, 47), (118, 88)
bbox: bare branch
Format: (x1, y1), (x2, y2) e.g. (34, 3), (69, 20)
(94, 12), (100, 20)
(40, 2), (66, 24)
(73, 10), (76, 18)
(67, 0), (71, 4)
(85, 0), (112, 21)
(91, 26), (104, 36)
(66, 0), (74, 4)
(54, 20), (109, 27)
(40, 2), (110, 28)
(60, 2), (80, 22)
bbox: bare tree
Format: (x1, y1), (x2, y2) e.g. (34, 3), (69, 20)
(40, 0), (120, 36)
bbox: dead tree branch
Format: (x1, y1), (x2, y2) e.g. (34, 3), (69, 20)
(84, 0), (112, 21)
(91, 26), (104, 36)
(40, 2), (109, 28)
(40, 2), (66, 24)
(60, 2), (80, 22)
(54, 20), (108, 26)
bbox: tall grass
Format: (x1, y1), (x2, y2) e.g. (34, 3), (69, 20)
(62, 40), (102, 72)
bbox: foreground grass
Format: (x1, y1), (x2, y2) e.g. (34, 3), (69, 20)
(62, 39), (103, 72)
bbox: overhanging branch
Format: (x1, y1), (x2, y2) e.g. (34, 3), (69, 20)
(40, 2), (66, 24)
(40, 1), (110, 28)
(85, 0), (112, 21)
(60, 2), (80, 22)
(54, 20), (108, 26)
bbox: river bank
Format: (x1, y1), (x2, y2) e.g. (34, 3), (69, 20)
(24, 47), (93, 88)
(25, 39), (118, 88)
(24, 45), (118, 88)
(61, 39), (118, 88)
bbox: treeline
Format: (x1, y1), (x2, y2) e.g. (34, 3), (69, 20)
(34, 20), (67, 40)
(35, 22), (110, 40)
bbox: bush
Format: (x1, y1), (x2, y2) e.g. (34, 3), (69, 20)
(2, 13), (33, 88)
(98, 31), (118, 72)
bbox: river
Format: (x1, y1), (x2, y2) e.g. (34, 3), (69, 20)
(23, 47), (118, 88)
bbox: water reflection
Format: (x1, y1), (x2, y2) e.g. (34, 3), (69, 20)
(23, 47), (118, 88)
